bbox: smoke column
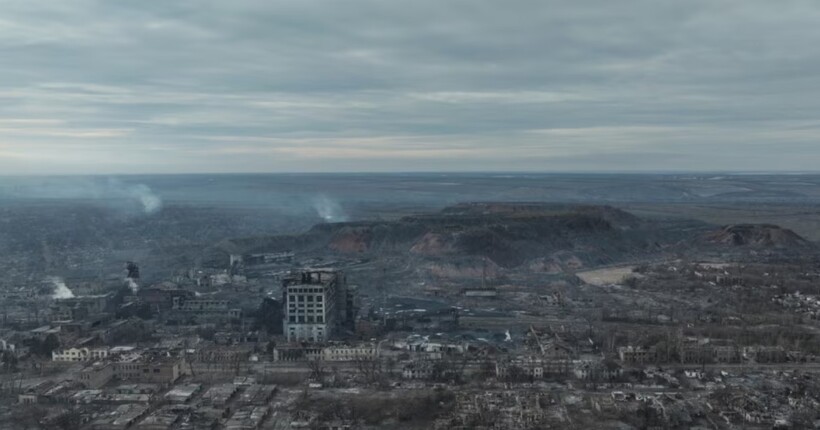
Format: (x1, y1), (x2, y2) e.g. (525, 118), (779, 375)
(0, 177), (163, 216)
(47, 276), (75, 299)
(125, 261), (140, 294)
(124, 183), (162, 214)
(312, 195), (348, 222)
(126, 278), (139, 294)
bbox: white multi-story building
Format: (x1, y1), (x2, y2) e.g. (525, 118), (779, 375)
(52, 347), (110, 362)
(283, 270), (347, 342)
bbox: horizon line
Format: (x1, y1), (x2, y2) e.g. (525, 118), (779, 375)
(3, 170), (820, 178)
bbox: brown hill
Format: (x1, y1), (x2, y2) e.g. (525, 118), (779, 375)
(216, 203), (706, 273)
(298, 203), (678, 269)
(703, 224), (810, 248)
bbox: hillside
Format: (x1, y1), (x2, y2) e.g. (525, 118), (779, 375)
(223, 203), (701, 273)
(702, 224), (811, 249)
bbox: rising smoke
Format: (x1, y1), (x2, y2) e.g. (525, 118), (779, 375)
(125, 261), (140, 294)
(0, 177), (163, 215)
(312, 195), (348, 223)
(126, 183), (162, 214)
(126, 278), (139, 294)
(47, 276), (75, 299)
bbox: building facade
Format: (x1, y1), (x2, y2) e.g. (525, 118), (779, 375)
(78, 355), (185, 387)
(283, 270), (349, 342)
(171, 297), (241, 322)
(114, 357), (183, 385)
(322, 344), (378, 361)
(53, 347), (110, 362)
(618, 346), (657, 365)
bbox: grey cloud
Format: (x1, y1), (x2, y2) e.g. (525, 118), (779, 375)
(0, 0), (819, 174)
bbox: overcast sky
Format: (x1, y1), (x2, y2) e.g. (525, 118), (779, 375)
(1, 0), (820, 174)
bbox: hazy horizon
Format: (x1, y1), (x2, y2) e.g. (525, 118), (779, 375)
(7, 170), (820, 178)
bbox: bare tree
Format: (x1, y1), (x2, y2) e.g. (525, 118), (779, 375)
(354, 357), (383, 384)
(308, 359), (327, 385)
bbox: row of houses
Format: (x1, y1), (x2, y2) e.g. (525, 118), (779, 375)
(400, 356), (623, 382)
(618, 343), (788, 365)
(272, 343), (379, 362)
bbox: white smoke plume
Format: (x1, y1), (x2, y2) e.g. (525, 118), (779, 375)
(126, 183), (162, 214)
(126, 278), (139, 294)
(47, 276), (75, 299)
(0, 177), (162, 215)
(312, 195), (348, 223)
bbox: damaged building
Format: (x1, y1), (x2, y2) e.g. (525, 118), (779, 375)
(282, 269), (355, 342)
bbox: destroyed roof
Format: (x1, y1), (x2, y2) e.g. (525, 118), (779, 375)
(165, 384), (202, 401)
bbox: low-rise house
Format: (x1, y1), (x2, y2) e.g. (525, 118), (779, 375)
(90, 404), (150, 430)
(79, 362), (116, 389)
(402, 362), (433, 380)
(392, 336), (467, 360)
(115, 354), (185, 385)
(237, 385), (276, 406)
(112, 383), (158, 395)
(713, 346), (741, 364)
(680, 339), (741, 365)
(574, 359), (622, 381)
(30, 324), (61, 340)
(135, 406), (187, 430)
(496, 356), (573, 380)
(17, 380), (62, 405)
(680, 344), (713, 365)
(77, 353), (186, 388)
(743, 346), (787, 363)
(272, 345), (323, 362)
(164, 383), (202, 404)
(196, 345), (254, 363)
(200, 383), (238, 407)
(225, 406), (270, 430)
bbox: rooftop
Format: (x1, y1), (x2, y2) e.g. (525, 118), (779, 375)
(284, 269), (342, 287)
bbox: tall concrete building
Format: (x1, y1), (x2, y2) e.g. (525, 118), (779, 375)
(283, 269), (352, 342)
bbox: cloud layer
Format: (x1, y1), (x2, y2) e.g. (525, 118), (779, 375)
(1, 0), (820, 174)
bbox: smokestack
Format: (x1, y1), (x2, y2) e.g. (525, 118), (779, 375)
(125, 261), (140, 294)
(47, 276), (75, 299)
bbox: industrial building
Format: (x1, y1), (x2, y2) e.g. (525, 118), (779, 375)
(282, 269), (354, 342)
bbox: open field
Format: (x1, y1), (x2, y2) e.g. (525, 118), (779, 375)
(625, 203), (820, 241)
(576, 266), (637, 286)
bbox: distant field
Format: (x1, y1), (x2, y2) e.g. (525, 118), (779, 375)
(576, 266), (637, 286)
(625, 203), (820, 241)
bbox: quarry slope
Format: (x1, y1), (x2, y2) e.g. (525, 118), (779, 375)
(223, 203), (708, 272)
